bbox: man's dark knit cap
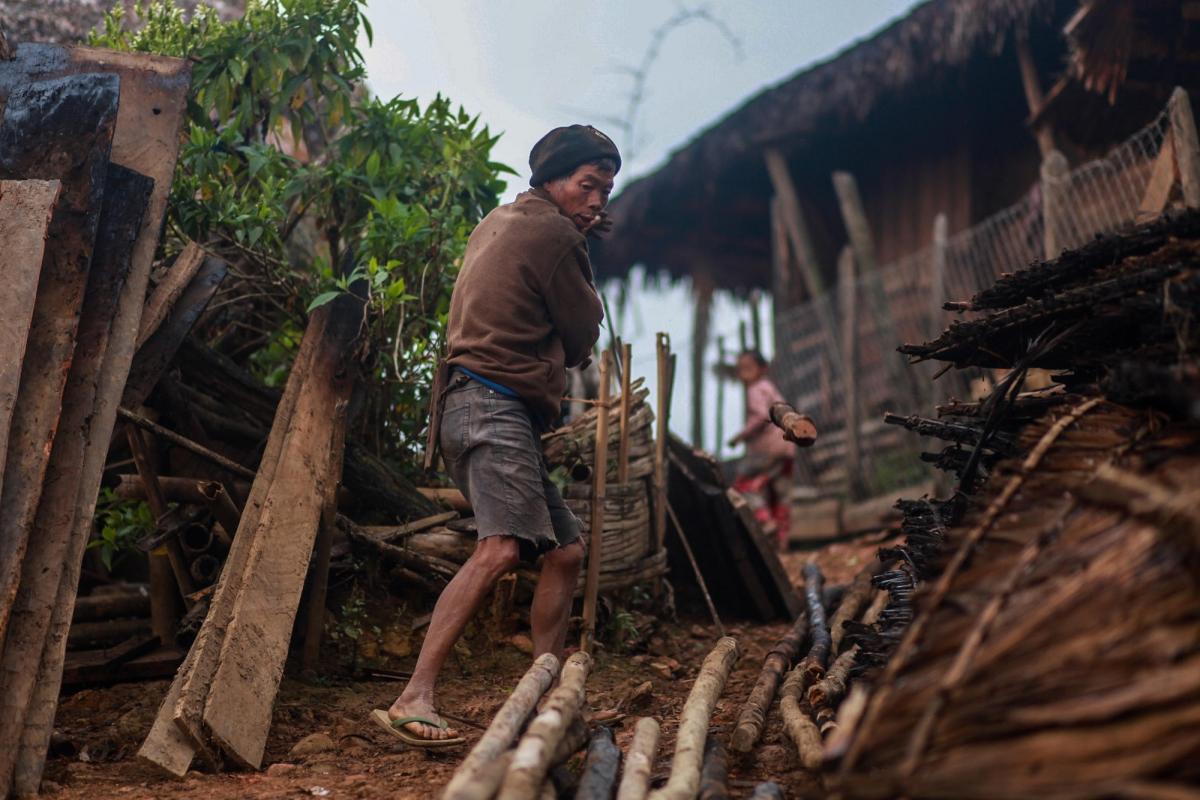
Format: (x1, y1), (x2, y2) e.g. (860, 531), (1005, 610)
(529, 125), (621, 187)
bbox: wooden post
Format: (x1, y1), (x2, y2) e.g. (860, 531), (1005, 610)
(832, 170), (913, 408)
(617, 342), (632, 484)
(125, 427), (195, 617)
(929, 213), (949, 409)
(654, 334), (671, 551)
(837, 247), (863, 501)
(770, 197), (793, 325)
(715, 336), (726, 461)
(1169, 87), (1200, 208)
(300, 404), (348, 673)
(581, 350), (611, 654)
(1015, 30), (1055, 156)
(764, 149), (824, 298)
(930, 213), (948, 340)
(749, 290), (763, 353)
(1041, 149), (1069, 259)
(690, 277), (713, 450)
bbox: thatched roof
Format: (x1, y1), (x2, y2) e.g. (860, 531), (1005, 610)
(592, 0), (1070, 292)
(837, 209), (1200, 797)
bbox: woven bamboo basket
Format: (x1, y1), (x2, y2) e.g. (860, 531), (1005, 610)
(543, 383), (667, 594)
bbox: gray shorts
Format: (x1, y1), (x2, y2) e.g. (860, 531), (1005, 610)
(439, 374), (583, 562)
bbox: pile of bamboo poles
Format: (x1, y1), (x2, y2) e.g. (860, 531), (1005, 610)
(825, 209), (1200, 796)
(438, 635), (743, 800)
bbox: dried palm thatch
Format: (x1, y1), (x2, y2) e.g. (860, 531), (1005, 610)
(830, 209), (1200, 797)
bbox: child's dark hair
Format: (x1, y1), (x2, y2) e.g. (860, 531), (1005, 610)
(738, 349), (768, 367)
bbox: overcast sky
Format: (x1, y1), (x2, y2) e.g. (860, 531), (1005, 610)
(360, 0), (919, 452)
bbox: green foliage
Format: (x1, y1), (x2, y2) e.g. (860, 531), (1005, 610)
(92, 1), (510, 462)
(88, 488), (155, 571)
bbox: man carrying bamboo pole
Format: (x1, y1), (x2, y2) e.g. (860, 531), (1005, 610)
(373, 126), (618, 747)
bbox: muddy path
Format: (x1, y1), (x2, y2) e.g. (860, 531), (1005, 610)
(43, 544), (883, 799)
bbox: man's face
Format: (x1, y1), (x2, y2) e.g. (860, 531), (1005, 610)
(544, 163), (615, 232)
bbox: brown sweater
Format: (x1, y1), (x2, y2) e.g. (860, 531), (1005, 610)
(446, 189), (604, 424)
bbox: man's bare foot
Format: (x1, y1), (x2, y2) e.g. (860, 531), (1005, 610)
(387, 695), (459, 741)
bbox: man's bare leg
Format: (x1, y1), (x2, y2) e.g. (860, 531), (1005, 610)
(388, 536), (520, 740)
(530, 540), (585, 658)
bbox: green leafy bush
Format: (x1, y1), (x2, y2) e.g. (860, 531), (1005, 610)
(92, 0), (511, 462)
(88, 488), (156, 571)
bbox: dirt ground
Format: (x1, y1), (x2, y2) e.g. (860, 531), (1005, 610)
(43, 539), (885, 800)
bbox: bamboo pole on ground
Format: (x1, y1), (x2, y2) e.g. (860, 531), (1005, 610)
(499, 651), (591, 800)
(442, 653), (561, 800)
(649, 636), (740, 800)
(750, 782), (785, 799)
(581, 350), (611, 654)
(779, 666), (823, 770)
(732, 610), (809, 752)
(801, 562), (831, 681)
(829, 565), (876, 654)
(575, 727), (621, 800)
(618, 342), (632, 483)
(615, 717), (660, 800)
(698, 736), (730, 800)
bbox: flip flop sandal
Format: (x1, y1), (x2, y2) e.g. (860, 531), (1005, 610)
(369, 709), (466, 749)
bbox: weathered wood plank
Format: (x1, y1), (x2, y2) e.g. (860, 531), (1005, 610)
(122, 255), (228, 409)
(0, 73), (119, 654)
(138, 311), (327, 776)
(136, 242), (205, 350)
(202, 294), (364, 768)
(0, 179), (60, 502)
(0, 165), (152, 795)
(6, 46), (191, 795)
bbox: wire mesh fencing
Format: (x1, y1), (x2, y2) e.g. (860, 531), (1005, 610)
(774, 94), (1181, 502)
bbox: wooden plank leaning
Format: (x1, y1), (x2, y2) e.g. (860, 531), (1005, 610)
(0, 72), (119, 654)
(0, 180), (60, 504)
(138, 307), (327, 776)
(0, 165), (152, 798)
(11, 45), (192, 794)
(201, 293), (365, 769)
